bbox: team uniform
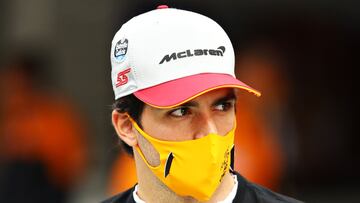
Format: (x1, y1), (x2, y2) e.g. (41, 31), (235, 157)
(102, 171), (302, 203)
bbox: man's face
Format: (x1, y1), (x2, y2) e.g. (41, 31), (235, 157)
(135, 88), (236, 167)
(139, 88), (236, 142)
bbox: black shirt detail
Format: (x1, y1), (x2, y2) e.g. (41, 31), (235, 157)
(101, 171), (303, 203)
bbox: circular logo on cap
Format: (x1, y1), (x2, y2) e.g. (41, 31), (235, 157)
(114, 38), (128, 62)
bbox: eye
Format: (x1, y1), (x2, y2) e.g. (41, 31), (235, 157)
(169, 107), (190, 117)
(214, 101), (234, 111)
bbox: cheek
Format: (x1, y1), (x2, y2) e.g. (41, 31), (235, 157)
(215, 111), (236, 136)
(143, 118), (189, 141)
(141, 106), (194, 141)
(144, 121), (193, 141)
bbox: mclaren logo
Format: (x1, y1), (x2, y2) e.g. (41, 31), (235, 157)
(159, 46), (226, 64)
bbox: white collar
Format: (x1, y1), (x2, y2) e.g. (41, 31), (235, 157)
(133, 174), (238, 203)
(133, 184), (146, 203)
(218, 173), (238, 203)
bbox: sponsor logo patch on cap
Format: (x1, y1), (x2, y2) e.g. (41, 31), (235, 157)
(114, 38), (128, 62)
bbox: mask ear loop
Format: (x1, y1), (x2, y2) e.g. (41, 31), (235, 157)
(125, 113), (148, 140)
(125, 113), (164, 170)
(230, 144), (235, 172)
(125, 113), (174, 176)
(124, 112), (136, 128)
(123, 112), (147, 158)
(229, 119), (236, 172)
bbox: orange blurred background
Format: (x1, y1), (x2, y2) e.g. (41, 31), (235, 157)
(1, 0), (358, 202)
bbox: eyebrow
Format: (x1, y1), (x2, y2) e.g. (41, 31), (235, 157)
(178, 90), (236, 108)
(212, 92), (236, 106)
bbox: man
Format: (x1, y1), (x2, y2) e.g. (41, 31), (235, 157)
(103, 5), (302, 203)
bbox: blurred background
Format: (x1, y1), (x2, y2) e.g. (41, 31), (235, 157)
(0, 0), (358, 202)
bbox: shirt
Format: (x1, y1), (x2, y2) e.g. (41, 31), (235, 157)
(132, 173), (238, 203)
(101, 171), (303, 203)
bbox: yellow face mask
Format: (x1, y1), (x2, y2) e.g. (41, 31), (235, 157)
(131, 119), (235, 202)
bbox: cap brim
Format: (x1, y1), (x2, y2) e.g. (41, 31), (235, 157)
(134, 73), (261, 108)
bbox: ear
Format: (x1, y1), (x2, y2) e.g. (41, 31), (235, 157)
(112, 110), (137, 147)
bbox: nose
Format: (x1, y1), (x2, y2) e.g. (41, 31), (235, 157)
(193, 116), (218, 139)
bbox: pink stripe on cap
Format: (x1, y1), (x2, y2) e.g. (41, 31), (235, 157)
(157, 5), (169, 9)
(134, 73), (261, 108)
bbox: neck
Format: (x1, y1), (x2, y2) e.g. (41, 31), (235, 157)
(133, 149), (235, 203)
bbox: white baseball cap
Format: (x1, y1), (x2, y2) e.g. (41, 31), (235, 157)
(110, 5), (260, 108)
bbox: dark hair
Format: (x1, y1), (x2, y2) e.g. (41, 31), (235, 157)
(112, 94), (145, 155)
